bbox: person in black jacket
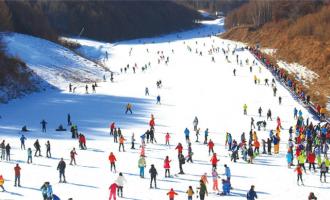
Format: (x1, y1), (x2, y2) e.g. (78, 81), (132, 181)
(178, 153), (185, 174)
(34, 139), (41, 157)
(247, 185), (257, 200)
(57, 158), (66, 183)
(149, 164), (157, 188)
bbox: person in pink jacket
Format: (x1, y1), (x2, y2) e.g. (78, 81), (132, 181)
(109, 182), (118, 200)
(164, 156), (171, 178)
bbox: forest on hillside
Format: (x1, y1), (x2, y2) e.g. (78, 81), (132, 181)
(0, 0), (203, 42)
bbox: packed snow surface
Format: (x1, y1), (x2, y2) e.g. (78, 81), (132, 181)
(0, 18), (328, 200)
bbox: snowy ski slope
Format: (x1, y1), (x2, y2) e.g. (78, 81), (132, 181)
(0, 18), (328, 200)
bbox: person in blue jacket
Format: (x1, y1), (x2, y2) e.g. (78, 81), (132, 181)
(247, 185), (258, 200)
(20, 135), (27, 150)
(184, 128), (190, 143)
(286, 150), (293, 168)
(221, 179), (230, 195)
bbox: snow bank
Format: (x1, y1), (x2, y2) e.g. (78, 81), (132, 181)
(277, 60), (319, 86)
(2, 33), (108, 90)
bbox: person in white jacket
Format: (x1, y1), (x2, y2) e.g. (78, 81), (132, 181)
(115, 172), (127, 197)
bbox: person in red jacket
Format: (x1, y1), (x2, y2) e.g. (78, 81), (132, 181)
(149, 115), (155, 130)
(294, 165), (304, 185)
(110, 122), (115, 136)
(208, 140), (214, 156)
(210, 153), (219, 170)
(109, 152), (117, 173)
(79, 134), (86, 150)
(14, 163), (21, 187)
(175, 143), (183, 156)
(167, 188), (178, 200)
(109, 182), (118, 200)
(164, 156), (171, 178)
(307, 151), (316, 172)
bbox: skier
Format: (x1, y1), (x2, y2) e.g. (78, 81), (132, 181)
(233, 69), (236, 76)
(307, 151), (316, 171)
(138, 156), (146, 178)
(114, 128), (118, 143)
(27, 148), (32, 163)
(175, 143), (183, 156)
(69, 83), (72, 92)
(197, 179), (208, 200)
(210, 153), (219, 170)
(184, 128), (190, 143)
(278, 96), (282, 105)
(243, 104), (248, 115)
(267, 109), (272, 121)
(119, 135), (126, 152)
(108, 152), (117, 173)
(0, 175), (4, 192)
(186, 142), (193, 163)
(40, 120), (47, 132)
(156, 95), (161, 104)
(167, 188), (178, 200)
(57, 158), (66, 183)
(34, 139), (42, 157)
(193, 116), (199, 131)
(320, 161), (327, 182)
(224, 164), (231, 187)
(149, 164), (158, 188)
(85, 84), (88, 94)
(211, 169), (220, 194)
(308, 192), (317, 200)
(165, 132), (170, 147)
(46, 140), (51, 158)
(295, 165), (304, 185)
(251, 117), (255, 129)
(178, 153), (185, 174)
(109, 182), (118, 200)
(247, 185), (258, 200)
(115, 172), (126, 197)
(207, 139), (215, 156)
(186, 186), (195, 200)
(20, 134), (26, 150)
(5, 143), (10, 161)
(196, 128), (200, 142)
(125, 103), (133, 114)
(131, 133), (135, 149)
(14, 164), (21, 187)
(69, 147), (77, 165)
(110, 122), (115, 136)
(204, 128), (209, 144)
(164, 156), (171, 178)
(145, 87), (149, 96)
(258, 107), (262, 117)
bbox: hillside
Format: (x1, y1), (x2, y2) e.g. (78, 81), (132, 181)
(221, 1), (330, 112)
(1, 0), (202, 42)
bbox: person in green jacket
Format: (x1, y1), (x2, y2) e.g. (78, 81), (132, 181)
(298, 152), (306, 173)
(138, 156), (146, 178)
(197, 179), (208, 200)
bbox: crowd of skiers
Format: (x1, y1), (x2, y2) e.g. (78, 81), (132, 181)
(1, 33), (329, 200)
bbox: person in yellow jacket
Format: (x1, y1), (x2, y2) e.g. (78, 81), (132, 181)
(297, 152), (307, 173)
(320, 107), (326, 119)
(125, 103), (132, 114)
(243, 104), (248, 115)
(0, 175), (5, 192)
(186, 185), (194, 200)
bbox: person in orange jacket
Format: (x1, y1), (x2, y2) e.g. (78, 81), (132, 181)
(109, 152), (117, 173)
(119, 136), (126, 152)
(167, 188), (178, 200)
(253, 139), (260, 155)
(294, 165), (304, 185)
(14, 163), (21, 187)
(0, 175), (5, 192)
